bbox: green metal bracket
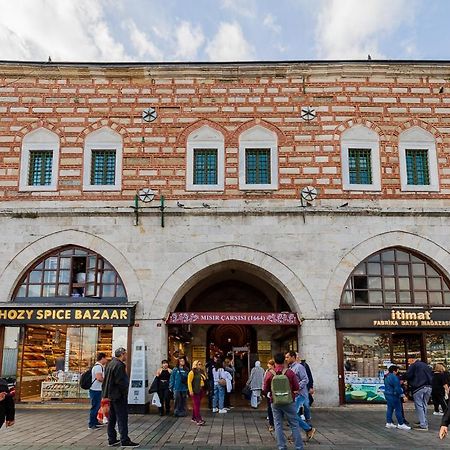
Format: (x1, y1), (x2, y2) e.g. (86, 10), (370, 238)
(131, 194), (165, 227)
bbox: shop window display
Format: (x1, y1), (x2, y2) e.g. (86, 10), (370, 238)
(343, 333), (391, 403)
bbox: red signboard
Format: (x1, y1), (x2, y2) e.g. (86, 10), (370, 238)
(166, 312), (300, 326)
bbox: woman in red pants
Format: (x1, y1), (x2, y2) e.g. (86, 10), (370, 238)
(188, 360), (207, 425)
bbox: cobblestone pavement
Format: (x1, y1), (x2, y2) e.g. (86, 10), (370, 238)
(1, 405), (449, 449)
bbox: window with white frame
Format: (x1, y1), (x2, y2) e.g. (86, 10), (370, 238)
(186, 126), (224, 191)
(83, 127), (123, 191)
(19, 128), (60, 192)
(239, 126), (278, 190)
(399, 127), (439, 192)
(341, 125), (381, 191)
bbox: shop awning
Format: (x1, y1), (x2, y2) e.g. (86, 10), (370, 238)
(0, 303), (137, 326)
(166, 311), (300, 326)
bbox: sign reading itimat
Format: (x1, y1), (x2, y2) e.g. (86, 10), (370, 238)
(166, 312), (300, 326)
(0, 305), (135, 325)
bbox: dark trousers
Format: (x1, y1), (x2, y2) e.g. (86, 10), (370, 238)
(107, 397), (129, 445)
(88, 389), (102, 427)
(192, 390), (204, 422)
(208, 379), (214, 409)
(432, 392), (447, 413)
(174, 391), (187, 417)
(267, 398), (274, 427)
(157, 385), (171, 415)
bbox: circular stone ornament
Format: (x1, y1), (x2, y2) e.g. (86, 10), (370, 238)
(300, 106), (316, 122)
(300, 186), (317, 202)
(142, 107), (158, 123)
(138, 188), (155, 203)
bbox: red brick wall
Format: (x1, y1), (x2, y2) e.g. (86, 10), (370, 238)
(1, 62), (450, 201)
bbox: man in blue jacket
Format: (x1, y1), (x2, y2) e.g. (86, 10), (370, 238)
(406, 358), (433, 431)
(384, 365), (410, 430)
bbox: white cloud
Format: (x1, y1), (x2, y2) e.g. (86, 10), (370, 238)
(174, 21), (205, 60)
(263, 14), (281, 34)
(220, 0), (257, 18)
(125, 20), (163, 60)
(0, 0), (128, 61)
(315, 0), (414, 59)
(206, 22), (254, 61)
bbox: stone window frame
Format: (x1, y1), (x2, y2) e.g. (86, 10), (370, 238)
(19, 128), (60, 192)
(399, 127), (439, 192)
(186, 125), (224, 191)
(83, 127), (123, 192)
(341, 125), (381, 192)
(239, 125), (278, 191)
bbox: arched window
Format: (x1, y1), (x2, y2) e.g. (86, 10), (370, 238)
(186, 125), (225, 191)
(14, 246), (126, 301)
(341, 125), (381, 191)
(341, 247), (450, 307)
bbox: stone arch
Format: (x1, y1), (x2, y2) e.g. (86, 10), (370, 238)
(151, 244), (316, 319)
(75, 118), (131, 145)
(333, 118), (385, 141)
(393, 119), (443, 144)
(0, 229), (142, 303)
(13, 120), (66, 146)
(230, 119), (286, 146)
(176, 119), (229, 146)
(325, 230), (450, 311)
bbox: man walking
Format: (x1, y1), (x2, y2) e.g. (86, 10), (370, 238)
(406, 357), (433, 431)
(263, 352), (303, 450)
(102, 347), (139, 448)
(88, 352), (108, 430)
(285, 351), (316, 441)
(300, 357), (314, 421)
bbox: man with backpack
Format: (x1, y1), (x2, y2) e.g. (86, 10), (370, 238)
(263, 352), (303, 450)
(87, 352), (107, 430)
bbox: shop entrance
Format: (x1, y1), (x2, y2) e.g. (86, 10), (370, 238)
(391, 333), (425, 371)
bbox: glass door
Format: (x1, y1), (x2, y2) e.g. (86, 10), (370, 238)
(391, 334), (424, 371)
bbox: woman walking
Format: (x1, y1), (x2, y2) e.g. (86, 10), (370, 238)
(212, 360), (230, 413)
(384, 365), (411, 430)
(246, 361), (265, 409)
(265, 359), (275, 432)
(432, 363), (449, 416)
(169, 356), (189, 417)
(156, 360), (172, 416)
(188, 360), (207, 425)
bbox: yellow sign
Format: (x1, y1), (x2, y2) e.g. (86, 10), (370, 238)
(373, 309), (450, 328)
(257, 340), (271, 351)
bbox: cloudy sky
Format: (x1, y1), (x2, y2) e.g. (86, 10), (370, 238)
(0, 0), (448, 62)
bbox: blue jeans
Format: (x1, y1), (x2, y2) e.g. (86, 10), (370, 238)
(107, 397), (130, 445)
(272, 402), (304, 450)
(413, 385), (432, 429)
(213, 384), (225, 410)
(385, 394), (404, 425)
(295, 394), (312, 432)
(88, 389), (102, 427)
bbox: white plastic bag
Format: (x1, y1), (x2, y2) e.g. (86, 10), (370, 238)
(151, 392), (161, 408)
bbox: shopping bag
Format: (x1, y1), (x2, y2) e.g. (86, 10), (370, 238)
(97, 398), (110, 424)
(151, 392), (162, 408)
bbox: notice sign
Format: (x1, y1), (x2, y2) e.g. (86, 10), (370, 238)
(166, 312), (300, 326)
(0, 304), (136, 325)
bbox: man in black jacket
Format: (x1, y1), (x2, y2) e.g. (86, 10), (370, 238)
(406, 358), (433, 431)
(0, 378), (14, 429)
(102, 348), (138, 448)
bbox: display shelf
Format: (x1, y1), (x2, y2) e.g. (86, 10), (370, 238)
(41, 381), (89, 400)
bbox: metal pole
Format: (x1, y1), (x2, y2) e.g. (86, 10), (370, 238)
(134, 194), (139, 226)
(160, 195), (165, 228)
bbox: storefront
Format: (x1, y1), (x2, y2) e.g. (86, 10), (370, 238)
(336, 246), (450, 404)
(0, 304), (135, 402)
(0, 245), (136, 403)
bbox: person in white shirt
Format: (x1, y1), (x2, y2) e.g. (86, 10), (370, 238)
(89, 352), (108, 430)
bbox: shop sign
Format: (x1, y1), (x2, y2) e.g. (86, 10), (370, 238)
(166, 312), (300, 326)
(257, 340), (272, 351)
(0, 304), (136, 325)
(335, 308), (450, 329)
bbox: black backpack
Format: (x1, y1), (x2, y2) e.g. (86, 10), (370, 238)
(79, 363), (100, 390)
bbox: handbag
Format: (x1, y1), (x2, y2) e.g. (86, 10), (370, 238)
(148, 376), (159, 394)
(242, 384), (251, 400)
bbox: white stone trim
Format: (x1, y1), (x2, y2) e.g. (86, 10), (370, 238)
(399, 127), (439, 192)
(239, 125), (278, 191)
(341, 125), (381, 191)
(83, 127), (123, 191)
(186, 126), (224, 191)
(19, 128), (60, 192)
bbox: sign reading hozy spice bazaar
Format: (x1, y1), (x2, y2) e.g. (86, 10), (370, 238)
(0, 304), (136, 325)
(335, 308), (450, 329)
(166, 312), (300, 326)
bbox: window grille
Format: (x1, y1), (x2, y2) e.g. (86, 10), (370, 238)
(245, 149), (271, 184)
(193, 149), (218, 185)
(348, 148), (372, 184)
(28, 151), (53, 186)
(91, 150), (116, 185)
(406, 149), (429, 185)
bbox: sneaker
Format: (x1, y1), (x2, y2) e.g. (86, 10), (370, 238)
(300, 414), (306, 420)
(96, 422), (106, 427)
(268, 425), (274, 432)
(197, 420), (206, 426)
(218, 408), (228, 413)
(121, 441), (140, 448)
(212, 408), (219, 413)
(433, 411), (444, 416)
(88, 425), (101, 430)
(385, 423), (397, 429)
(413, 425), (428, 431)
(306, 427), (316, 441)
(397, 423), (411, 430)
(108, 440), (121, 447)
(191, 418), (197, 423)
